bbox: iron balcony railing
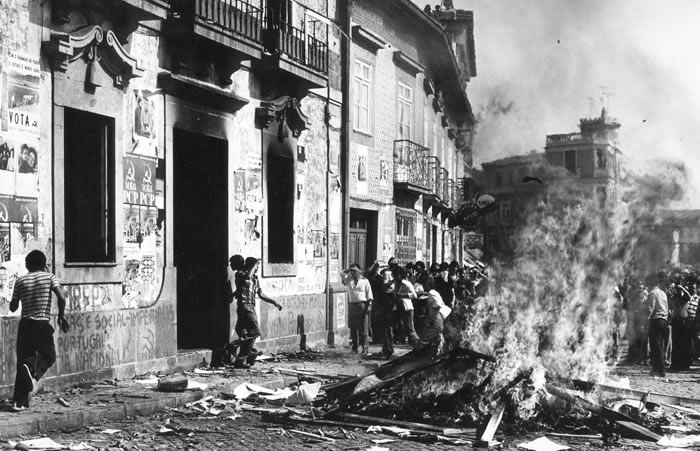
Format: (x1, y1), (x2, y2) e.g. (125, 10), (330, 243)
(393, 140), (431, 191)
(264, 16), (328, 73)
(439, 167), (448, 204)
(195, 0), (263, 43)
(426, 156), (441, 199)
(446, 178), (455, 208)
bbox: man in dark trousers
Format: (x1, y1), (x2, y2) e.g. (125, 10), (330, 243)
(648, 272), (669, 377)
(9, 250), (70, 411)
(233, 257), (282, 369)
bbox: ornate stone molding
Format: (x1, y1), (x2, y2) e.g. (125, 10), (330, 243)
(255, 96), (309, 139)
(43, 25), (144, 88)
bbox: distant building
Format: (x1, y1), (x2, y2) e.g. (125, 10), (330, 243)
(647, 210), (700, 268)
(480, 152), (547, 256)
(544, 108), (621, 208)
(479, 109), (622, 257)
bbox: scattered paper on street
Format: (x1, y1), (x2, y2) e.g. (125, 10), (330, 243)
(14, 437), (65, 450)
(186, 380), (208, 391)
(658, 435), (700, 448)
(286, 382), (321, 405)
(100, 429), (122, 435)
(518, 436), (570, 451)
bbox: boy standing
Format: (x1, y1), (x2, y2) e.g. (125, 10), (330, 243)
(9, 250), (69, 411)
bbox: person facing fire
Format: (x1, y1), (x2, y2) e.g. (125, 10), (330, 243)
(625, 277), (649, 365)
(233, 257), (282, 369)
(670, 276), (694, 371)
(435, 262), (455, 308)
(647, 271), (669, 377)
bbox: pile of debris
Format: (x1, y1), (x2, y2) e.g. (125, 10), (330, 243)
(181, 346), (700, 449)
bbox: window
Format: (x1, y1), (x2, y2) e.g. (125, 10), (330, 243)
(64, 109), (115, 263)
(564, 150), (576, 173)
(353, 59), (372, 133)
(500, 199), (512, 223)
(397, 82), (412, 139)
(596, 149), (607, 169)
(495, 171), (502, 187)
(267, 138), (295, 264)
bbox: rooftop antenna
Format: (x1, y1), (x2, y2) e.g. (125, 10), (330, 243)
(599, 86), (615, 111)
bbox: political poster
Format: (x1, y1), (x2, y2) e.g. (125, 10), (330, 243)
(5, 51), (40, 135)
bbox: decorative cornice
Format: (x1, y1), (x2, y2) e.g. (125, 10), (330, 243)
(392, 50), (425, 75)
(255, 96), (310, 139)
(351, 25), (387, 52)
(43, 25), (144, 88)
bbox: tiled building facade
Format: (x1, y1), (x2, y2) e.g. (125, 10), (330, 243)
(346, 0), (476, 269)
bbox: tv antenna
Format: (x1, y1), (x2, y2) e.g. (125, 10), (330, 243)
(599, 86), (615, 111)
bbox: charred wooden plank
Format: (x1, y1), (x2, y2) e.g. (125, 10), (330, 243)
(331, 412), (476, 437)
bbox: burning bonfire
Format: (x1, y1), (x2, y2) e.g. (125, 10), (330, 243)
(317, 159), (693, 443)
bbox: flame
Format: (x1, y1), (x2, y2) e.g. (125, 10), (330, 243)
(458, 158), (690, 420)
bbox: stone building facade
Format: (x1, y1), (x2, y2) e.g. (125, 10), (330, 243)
(346, 0), (476, 269)
(0, 0), (476, 394)
(0, 0), (343, 394)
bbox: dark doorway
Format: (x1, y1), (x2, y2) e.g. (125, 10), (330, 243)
(173, 128), (229, 349)
(349, 208), (377, 270)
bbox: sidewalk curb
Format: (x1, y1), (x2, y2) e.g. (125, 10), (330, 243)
(0, 377), (293, 439)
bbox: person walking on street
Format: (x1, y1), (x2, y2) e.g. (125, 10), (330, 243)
(648, 272), (669, 377)
(9, 250), (70, 412)
(342, 263), (373, 355)
(233, 257), (282, 369)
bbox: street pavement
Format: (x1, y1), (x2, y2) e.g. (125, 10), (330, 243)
(2, 343), (700, 450)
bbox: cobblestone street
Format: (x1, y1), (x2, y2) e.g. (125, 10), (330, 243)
(3, 345), (700, 450)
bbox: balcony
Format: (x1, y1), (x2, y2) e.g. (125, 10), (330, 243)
(393, 140), (432, 196)
(262, 15), (328, 89)
(546, 132), (586, 146)
(446, 179), (455, 209)
(167, 0), (264, 60)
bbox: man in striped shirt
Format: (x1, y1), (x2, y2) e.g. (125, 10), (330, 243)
(9, 250), (69, 411)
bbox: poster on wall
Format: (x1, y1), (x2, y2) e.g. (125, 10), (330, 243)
(312, 230), (324, 259)
(379, 159), (389, 188)
(356, 145), (368, 196)
(246, 169), (263, 213)
(124, 155), (157, 206)
(13, 135), (38, 197)
(0, 222), (9, 264)
(234, 170), (246, 212)
(5, 51), (41, 136)
(0, 135), (15, 195)
(122, 205), (162, 308)
(330, 232), (339, 259)
(129, 90), (160, 158)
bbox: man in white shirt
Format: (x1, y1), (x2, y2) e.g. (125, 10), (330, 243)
(342, 263), (374, 355)
(648, 271), (669, 377)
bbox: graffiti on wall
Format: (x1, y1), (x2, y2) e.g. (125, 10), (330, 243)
(55, 303), (175, 374)
(259, 293), (325, 341)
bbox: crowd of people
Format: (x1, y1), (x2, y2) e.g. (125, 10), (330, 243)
(341, 257), (489, 359)
(620, 270), (700, 377)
